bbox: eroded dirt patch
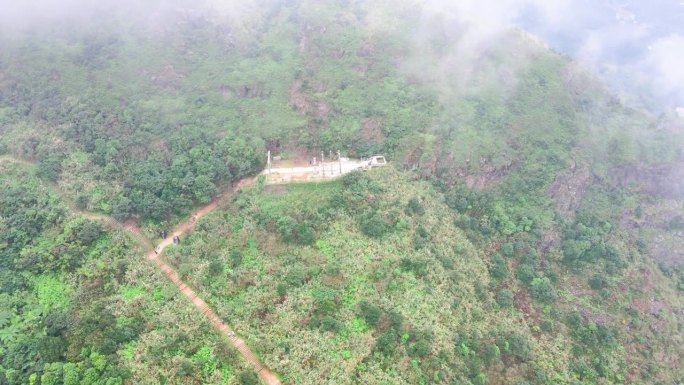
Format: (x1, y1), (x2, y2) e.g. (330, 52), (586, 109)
(546, 163), (591, 220)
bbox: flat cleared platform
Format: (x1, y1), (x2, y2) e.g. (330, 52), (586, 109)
(262, 159), (369, 184)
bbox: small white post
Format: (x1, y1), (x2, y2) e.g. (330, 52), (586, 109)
(338, 150), (342, 175)
(267, 150), (271, 174)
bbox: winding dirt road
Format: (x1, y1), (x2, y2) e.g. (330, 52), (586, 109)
(0, 157), (280, 385)
(143, 175), (280, 384)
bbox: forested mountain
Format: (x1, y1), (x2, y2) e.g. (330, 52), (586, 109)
(1, 1), (682, 385)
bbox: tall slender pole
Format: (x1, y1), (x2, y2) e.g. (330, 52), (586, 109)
(267, 150), (271, 174)
(338, 150), (342, 175)
(321, 151), (325, 177)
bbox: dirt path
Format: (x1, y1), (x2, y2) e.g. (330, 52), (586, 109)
(0, 156), (280, 385)
(0, 155), (34, 166)
(146, 250), (281, 384)
(153, 177), (255, 250)
(147, 175), (280, 384)
(113, 180), (282, 384)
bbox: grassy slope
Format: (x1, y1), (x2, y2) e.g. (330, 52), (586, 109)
(166, 170), (487, 384)
(163, 168), (684, 384)
(0, 161), (251, 385)
(0, 0), (682, 384)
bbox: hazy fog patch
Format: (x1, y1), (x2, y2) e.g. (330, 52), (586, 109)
(398, 0), (565, 101)
(1, 0), (682, 108)
(646, 34), (684, 104)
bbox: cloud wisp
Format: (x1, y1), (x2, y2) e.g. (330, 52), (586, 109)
(0, 0), (682, 109)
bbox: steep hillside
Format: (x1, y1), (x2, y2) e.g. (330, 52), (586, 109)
(160, 168), (683, 385)
(0, 159), (253, 385)
(1, 1), (683, 384)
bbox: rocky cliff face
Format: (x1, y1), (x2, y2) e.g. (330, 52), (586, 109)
(610, 161), (684, 199)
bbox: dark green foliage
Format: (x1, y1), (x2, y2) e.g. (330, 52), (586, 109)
(124, 135), (261, 221)
(285, 266), (307, 287)
(76, 194), (89, 210)
(0, 185), (64, 257)
(588, 274), (606, 290)
(0, 178), (80, 276)
(445, 185), (491, 215)
(43, 311), (71, 337)
(36, 336), (67, 362)
(407, 336), (431, 358)
(313, 286), (340, 315)
(319, 316), (343, 333)
(472, 373), (487, 385)
(406, 197), (425, 216)
(657, 262), (673, 277)
(229, 250), (244, 268)
(238, 370), (259, 385)
(540, 319), (555, 332)
(573, 321), (617, 348)
(375, 331), (398, 356)
(530, 276), (556, 302)
(495, 289), (514, 307)
(483, 344), (501, 365)
(411, 235), (425, 250)
(0, 168), (170, 384)
(565, 310), (584, 328)
(37, 150), (65, 182)
(111, 197), (133, 221)
(207, 261), (224, 277)
(561, 217), (624, 271)
(505, 333), (531, 363)
(516, 264), (536, 284)
(176, 359), (194, 377)
(489, 253), (509, 280)
(276, 215), (295, 240)
(277, 216), (315, 245)
(475, 281), (489, 302)
(400, 257), (429, 277)
(74, 220), (103, 245)
(358, 300), (382, 328)
(334, 172), (384, 216)
(570, 359), (596, 381)
(335, 172), (402, 240)
(502, 243), (515, 257)
(326, 191), (347, 210)
(565, 311), (618, 355)
(389, 311), (404, 330)
(342, 171), (383, 196)
(439, 254), (455, 269)
(412, 223), (431, 250)
(531, 364), (548, 383)
(562, 239), (590, 263)
(359, 210), (391, 238)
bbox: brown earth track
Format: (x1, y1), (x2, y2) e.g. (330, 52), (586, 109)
(0, 155), (34, 166)
(0, 156), (280, 385)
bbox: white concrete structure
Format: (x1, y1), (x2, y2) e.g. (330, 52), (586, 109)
(262, 155), (388, 184)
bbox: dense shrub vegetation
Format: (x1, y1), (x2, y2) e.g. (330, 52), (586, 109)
(1, 0), (683, 384)
(0, 162), (252, 385)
